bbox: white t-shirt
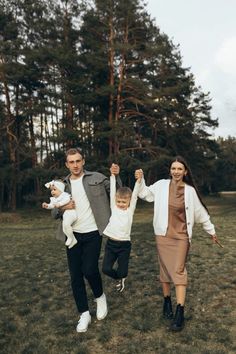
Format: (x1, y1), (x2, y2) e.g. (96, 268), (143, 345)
(70, 176), (98, 233)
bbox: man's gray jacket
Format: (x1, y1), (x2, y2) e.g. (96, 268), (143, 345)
(52, 170), (122, 241)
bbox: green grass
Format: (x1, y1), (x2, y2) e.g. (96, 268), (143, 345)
(0, 196), (236, 354)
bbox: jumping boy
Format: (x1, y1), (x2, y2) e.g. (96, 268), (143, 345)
(102, 170), (141, 292)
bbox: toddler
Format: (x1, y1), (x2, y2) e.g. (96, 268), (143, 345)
(42, 180), (77, 249)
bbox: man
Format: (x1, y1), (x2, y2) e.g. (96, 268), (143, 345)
(53, 147), (121, 333)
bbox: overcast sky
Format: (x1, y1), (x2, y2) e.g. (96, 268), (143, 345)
(146, 0), (236, 138)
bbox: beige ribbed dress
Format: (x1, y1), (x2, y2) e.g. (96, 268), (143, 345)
(156, 182), (190, 285)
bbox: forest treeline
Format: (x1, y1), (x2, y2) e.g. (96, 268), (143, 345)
(0, 0), (235, 211)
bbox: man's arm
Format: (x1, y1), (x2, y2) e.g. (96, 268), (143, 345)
(54, 193), (71, 208)
(51, 200), (75, 219)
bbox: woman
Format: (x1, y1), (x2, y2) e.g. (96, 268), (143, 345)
(135, 156), (219, 331)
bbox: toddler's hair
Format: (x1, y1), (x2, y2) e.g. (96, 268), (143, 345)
(116, 186), (132, 199)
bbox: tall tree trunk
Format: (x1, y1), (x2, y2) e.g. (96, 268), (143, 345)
(108, 11), (115, 158)
(29, 113), (40, 194)
(114, 20), (128, 157)
(65, 99), (74, 149)
(0, 65), (17, 210)
(40, 111), (44, 164)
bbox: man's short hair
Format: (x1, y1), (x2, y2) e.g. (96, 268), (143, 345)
(66, 147), (84, 159)
(116, 187), (132, 199)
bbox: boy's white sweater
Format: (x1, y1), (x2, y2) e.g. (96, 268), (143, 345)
(103, 175), (140, 241)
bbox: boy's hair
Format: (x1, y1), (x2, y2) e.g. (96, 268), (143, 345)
(116, 187), (132, 199)
(66, 147), (84, 159)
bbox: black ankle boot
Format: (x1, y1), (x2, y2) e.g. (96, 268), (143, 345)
(171, 304), (185, 331)
(163, 296), (173, 319)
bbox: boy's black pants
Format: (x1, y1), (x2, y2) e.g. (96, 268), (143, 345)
(102, 238), (131, 279)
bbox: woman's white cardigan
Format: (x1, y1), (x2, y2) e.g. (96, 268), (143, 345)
(138, 179), (215, 242)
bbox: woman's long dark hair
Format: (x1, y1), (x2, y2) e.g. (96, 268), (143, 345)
(170, 156), (209, 213)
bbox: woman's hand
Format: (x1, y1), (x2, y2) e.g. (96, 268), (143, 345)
(135, 169), (143, 181)
(211, 234), (223, 248)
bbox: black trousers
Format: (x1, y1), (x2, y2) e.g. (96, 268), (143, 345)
(102, 238), (131, 280)
(66, 230), (103, 314)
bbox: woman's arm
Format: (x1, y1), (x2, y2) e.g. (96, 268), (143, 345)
(192, 189), (221, 245)
(135, 169), (155, 202)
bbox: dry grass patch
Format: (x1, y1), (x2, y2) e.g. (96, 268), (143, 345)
(0, 212), (22, 223)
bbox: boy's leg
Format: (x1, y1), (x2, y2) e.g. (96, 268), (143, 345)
(63, 210), (78, 247)
(116, 241), (131, 279)
(102, 239), (119, 279)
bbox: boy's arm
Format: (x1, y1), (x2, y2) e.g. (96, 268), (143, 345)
(103, 163), (122, 198)
(129, 179), (141, 211)
(110, 174), (116, 209)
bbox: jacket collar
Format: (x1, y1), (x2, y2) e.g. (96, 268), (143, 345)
(63, 170), (92, 184)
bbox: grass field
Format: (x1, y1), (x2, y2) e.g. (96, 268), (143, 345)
(0, 196), (236, 354)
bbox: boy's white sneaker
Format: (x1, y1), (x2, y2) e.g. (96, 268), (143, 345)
(95, 293), (108, 320)
(76, 311), (91, 333)
(116, 278), (126, 292)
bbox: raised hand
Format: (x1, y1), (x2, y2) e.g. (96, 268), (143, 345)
(110, 163), (120, 176)
(135, 169), (143, 182)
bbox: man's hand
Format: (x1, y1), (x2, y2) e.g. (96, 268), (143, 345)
(110, 163), (120, 176)
(60, 200), (76, 210)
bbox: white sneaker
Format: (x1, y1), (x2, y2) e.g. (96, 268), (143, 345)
(116, 278), (126, 292)
(95, 293), (108, 320)
(76, 311), (91, 333)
